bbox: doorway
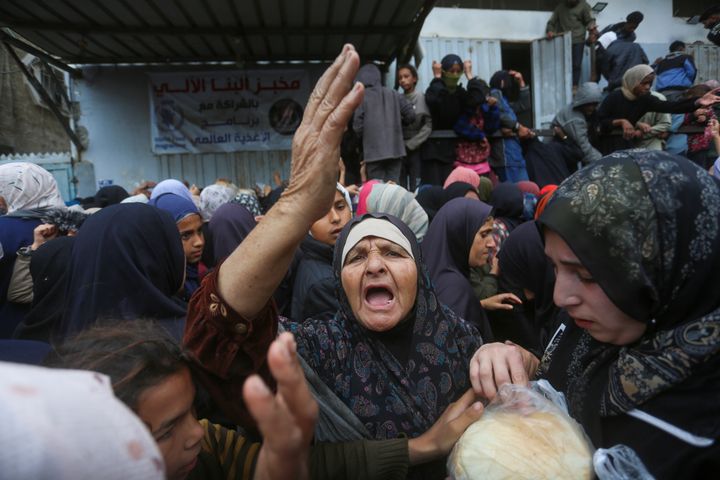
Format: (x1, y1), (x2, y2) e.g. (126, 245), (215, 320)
(500, 41), (534, 128)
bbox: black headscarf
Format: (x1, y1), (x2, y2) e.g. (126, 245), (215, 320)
(444, 181), (478, 201)
(284, 213), (482, 440)
(489, 182), (525, 231)
(422, 198), (495, 339)
(489, 70), (520, 102)
(415, 186), (447, 223)
(537, 150), (720, 431)
(57, 203), (187, 340)
(496, 221), (559, 354)
(208, 203), (257, 264)
(82, 186), (129, 209)
(13, 237), (75, 342)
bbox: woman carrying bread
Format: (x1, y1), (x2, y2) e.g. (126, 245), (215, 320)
(469, 150), (720, 478)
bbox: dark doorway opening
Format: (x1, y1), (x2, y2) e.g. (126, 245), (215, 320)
(500, 41), (534, 127)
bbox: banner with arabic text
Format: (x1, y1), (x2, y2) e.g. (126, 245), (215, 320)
(149, 70), (308, 153)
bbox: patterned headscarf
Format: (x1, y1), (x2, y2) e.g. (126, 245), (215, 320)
(0, 162), (66, 214)
(199, 184), (236, 221)
(364, 183), (428, 241)
(538, 150), (720, 417)
(231, 190), (263, 217)
(286, 214), (481, 439)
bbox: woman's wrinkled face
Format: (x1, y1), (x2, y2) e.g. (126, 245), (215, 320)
(310, 190), (352, 246)
(633, 74), (654, 97)
(544, 230), (647, 345)
(341, 236), (417, 332)
(398, 68), (417, 94)
(136, 367), (204, 480)
(177, 214), (204, 264)
(468, 218), (495, 268)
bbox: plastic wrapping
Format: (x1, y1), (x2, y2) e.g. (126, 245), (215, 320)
(594, 445), (655, 480)
(447, 380), (594, 480)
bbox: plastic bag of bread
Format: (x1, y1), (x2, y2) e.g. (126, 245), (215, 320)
(447, 380), (594, 480)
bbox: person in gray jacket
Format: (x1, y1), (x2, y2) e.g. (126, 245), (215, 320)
(353, 64), (415, 183)
(552, 82), (603, 164)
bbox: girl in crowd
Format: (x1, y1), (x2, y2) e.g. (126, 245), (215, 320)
(422, 198), (520, 342)
(51, 322), (397, 480)
(292, 184), (353, 321)
(470, 150), (720, 478)
(597, 64), (720, 154)
(0, 162), (66, 337)
(150, 193), (206, 301)
(398, 64), (432, 191)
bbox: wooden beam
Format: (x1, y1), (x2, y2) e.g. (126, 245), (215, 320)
(0, 31), (81, 76)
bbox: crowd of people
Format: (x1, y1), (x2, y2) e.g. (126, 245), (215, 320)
(1, 5), (720, 479)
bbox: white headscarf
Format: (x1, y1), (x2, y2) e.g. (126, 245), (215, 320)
(621, 64), (655, 101)
(200, 184), (237, 221)
(0, 361), (165, 480)
(0, 162), (66, 213)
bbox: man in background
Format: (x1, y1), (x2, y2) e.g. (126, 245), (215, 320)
(546, 0), (597, 88)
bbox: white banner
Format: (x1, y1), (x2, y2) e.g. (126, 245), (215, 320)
(149, 70), (309, 153)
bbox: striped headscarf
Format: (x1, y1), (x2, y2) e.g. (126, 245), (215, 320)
(365, 183), (429, 241)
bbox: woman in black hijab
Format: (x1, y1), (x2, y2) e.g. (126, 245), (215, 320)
(422, 198), (499, 340)
(470, 150), (720, 478)
(56, 203), (187, 340)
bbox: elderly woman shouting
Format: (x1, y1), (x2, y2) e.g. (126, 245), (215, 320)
(183, 45), (484, 472)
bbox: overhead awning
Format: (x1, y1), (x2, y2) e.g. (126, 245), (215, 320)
(0, 0), (435, 67)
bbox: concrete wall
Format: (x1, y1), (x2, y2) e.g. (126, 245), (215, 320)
(0, 47), (71, 154)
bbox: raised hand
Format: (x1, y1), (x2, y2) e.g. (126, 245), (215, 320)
(244, 332), (319, 480)
(282, 44), (364, 224)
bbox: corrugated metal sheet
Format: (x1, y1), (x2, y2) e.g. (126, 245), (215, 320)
(1, 0), (434, 65)
(415, 37), (502, 92)
(531, 33), (571, 129)
(157, 150), (291, 189)
(687, 44), (720, 85)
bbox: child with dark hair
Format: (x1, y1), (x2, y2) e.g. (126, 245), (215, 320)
(50, 322), (412, 480)
(397, 64), (432, 191)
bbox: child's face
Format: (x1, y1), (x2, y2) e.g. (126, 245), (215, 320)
(398, 68), (417, 93)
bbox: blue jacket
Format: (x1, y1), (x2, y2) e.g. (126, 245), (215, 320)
(653, 52), (696, 92)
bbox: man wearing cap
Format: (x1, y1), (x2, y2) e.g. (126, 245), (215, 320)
(551, 82), (603, 164)
(701, 6), (720, 46)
